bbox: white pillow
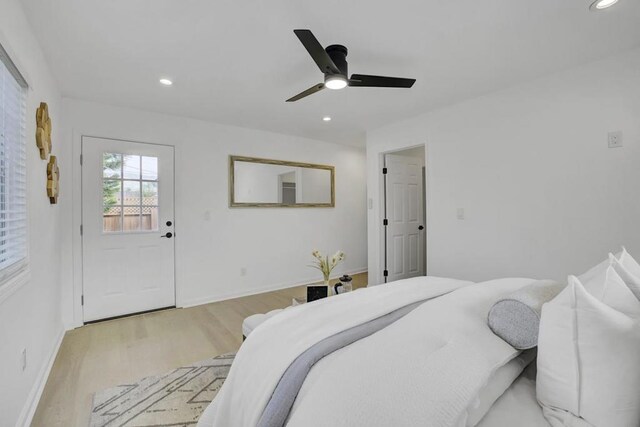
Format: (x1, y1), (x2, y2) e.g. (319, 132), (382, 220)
(577, 249), (621, 284)
(582, 265), (640, 317)
(537, 275), (640, 427)
(619, 246), (640, 278)
(611, 249), (640, 301)
(578, 248), (640, 302)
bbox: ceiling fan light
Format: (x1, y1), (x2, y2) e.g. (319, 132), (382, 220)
(325, 75), (347, 90)
(590, 0), (619, 10)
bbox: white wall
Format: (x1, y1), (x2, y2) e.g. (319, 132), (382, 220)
(63, 99), (367, 327)
(0, 0), (69, 425)
(367, 48), (640, 285)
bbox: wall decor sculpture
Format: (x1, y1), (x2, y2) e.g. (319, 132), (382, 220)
(36, 102), (52, 160)
(47, 155), (59, 204)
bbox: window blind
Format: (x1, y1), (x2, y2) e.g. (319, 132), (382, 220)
(0, 52), (28, 284)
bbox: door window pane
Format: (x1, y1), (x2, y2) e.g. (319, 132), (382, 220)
(141, 156), (158, 180)
(103, 153), (122, 178)
(141, 206), (159, 231)
(102, 152), (159, 232)
(103, 206), (122, 232)
(142, 182), (158, 205)
(123, 206), (141, 232)
(103, 180), (121, 206)
(123, 155), (141, 179)
(123, 180), (141, 204)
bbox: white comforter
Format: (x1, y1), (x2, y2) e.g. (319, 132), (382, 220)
(204, 276), (536, 427)
(476, 363), (549, 426)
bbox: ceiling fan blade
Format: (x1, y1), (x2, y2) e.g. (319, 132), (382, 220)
(293, 29), (340, 75)
(286, 83), (325, 102)
(349, 74), (416, 88)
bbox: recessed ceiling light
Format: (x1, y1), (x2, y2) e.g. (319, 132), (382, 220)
(322, 116), (332, 122)
(590, 0), (619, 10)
(324, 75), (347, 90)
(159, 78), (173, 86)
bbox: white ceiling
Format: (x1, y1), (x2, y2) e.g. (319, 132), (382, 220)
(20, 0), (640, 146)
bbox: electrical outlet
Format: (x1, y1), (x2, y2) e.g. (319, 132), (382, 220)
(240, 267), (247, 276)
(21, 348), (27, 372)
(608, 131), (623, 148)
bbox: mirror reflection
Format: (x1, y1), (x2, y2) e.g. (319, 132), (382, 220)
(230, 156), (335, 207)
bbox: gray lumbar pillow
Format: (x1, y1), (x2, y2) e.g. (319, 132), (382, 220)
(488, 280), (565, 350)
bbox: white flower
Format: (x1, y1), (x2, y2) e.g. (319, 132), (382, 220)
(309, 249), (346, 280)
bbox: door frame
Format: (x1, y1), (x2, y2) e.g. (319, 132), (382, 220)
(378, 144), (428, 284)
(70, 132), (177, 328)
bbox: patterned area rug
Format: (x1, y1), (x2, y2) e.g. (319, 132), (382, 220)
(90, 353), (235, 427)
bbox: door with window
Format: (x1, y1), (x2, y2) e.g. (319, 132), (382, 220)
(82, 137), (175, 322)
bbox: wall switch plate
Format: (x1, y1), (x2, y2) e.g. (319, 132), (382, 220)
(240, 267), (247, 276)
(368, 198), (373, 209)
(457, 208), (465, 220)
(21, 348), (27, 372)
(608, 131), (623, 148)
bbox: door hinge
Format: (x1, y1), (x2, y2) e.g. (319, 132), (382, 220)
(81, 295), (84, 305)
(80, 154), (83, 165)
(383, 270), (389, 277)
(80, 224), (83, 235)
(383, 219), (388, 226)
(382, 167), (388, 174)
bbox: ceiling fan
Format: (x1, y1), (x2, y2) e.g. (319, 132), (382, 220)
(286, 29), (416, 102)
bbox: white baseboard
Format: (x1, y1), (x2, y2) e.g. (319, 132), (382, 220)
(15, 327), (65, 427)
(180, 268), (368, 308)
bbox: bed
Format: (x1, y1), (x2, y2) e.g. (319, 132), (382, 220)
(476, 362), (548, 426)
(197, 275), (553, 426)
(197, 247), (640, 427)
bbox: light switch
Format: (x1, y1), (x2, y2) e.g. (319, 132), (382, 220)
(457, 208), (465, 220)
(368, 198), (373, 209)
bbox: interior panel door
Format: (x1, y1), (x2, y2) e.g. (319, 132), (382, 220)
(385, 153), (425, 282)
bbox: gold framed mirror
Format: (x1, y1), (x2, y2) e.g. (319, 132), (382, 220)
(229, 156), (335, 208)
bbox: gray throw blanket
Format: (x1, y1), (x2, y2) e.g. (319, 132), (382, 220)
(257, 301), (425, 427)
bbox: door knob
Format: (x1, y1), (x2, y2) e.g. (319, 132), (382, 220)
(161, 232), (173, 238)
(418, 225), (424, 230)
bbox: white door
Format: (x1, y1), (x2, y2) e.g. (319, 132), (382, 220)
(385, 154), (425, 282)
(82, 136), (175, 322)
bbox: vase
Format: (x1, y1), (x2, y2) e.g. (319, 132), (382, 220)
(324, 278), (333, 296)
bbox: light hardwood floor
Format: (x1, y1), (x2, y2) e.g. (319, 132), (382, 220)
(32, 273), (367, 427)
